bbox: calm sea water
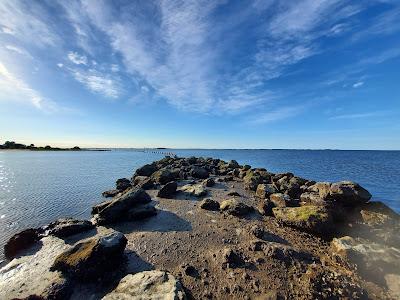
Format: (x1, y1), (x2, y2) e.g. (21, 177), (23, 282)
(0, 149), (399, 260)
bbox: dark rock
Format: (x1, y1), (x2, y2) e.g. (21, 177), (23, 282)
(220, 199), (253, 216)
(182, 264), (199, 277)
(116, 178), (131, 191)
(102, 189), (120, 198)
(222, 248), (245, 268)
(226, 191), (241, 197)
(329, 181), (372, 205)
(91, 200), (112, 215)
(127, 204), (157, 220)
(41, 274), (72, 300)
(269, 193), (291, 207)
(93, 187), (151, 225)
(157, 181), (178, 198)
(152, 169), (176, 184)
(258, 199), (275, 216)
(202, 177), (215, 187)
(200, 198), (220, 211)
(132, 176), (154, 190)
(42, 218), (94, 238)
(191, 166), (209, 179)
(51, 231), (127, 281)
(134, 164), (157, 177)
(227, 160), (239, 168)
(4, 228), (39, 259)
(242, 165), (251, 171)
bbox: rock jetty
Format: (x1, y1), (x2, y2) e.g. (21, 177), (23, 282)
(1, 156), (399, 299)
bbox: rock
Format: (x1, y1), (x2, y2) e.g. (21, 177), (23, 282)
(132, 176), (154, 190)
(102, 270), (186, 300)
(226, 191), (241, 197)
(42, 218), (94, 238)
(41, 274), (72, 300)
(385, 273), (400, 299)
(191, 166), (209, 179)
(200, 198), (220, 211)
(4, 228), (39, 259)
(51, 231), (127, 281)
(308, 182), (331, 200)
(134, 163), (157, 177)
(102, 189), (120, 198)
(273, 206), (333, 234)
(300, 192), (326, 206)
(202, 177), (215, 187)
(93, 187), (151, 225)
(242, 165), (251, 171)
(116, 178), (131, 191)
(91, 200), (113, 215)
(127, 204), (157, 220)
(157, 181), (178, 198)
(220, 199), (253, 216)
(258, 199), (275, 216)
(269, 193), (291, 207)
(261, 242), (315, 265)
(227, 160), (239, 168)
(256, 184), (277, 199)
(331, 236), (400, 284)
(243, 171), (264, 191)
(329, 181), (371, 205)
(222, 248), (245, 268)
(152, 168), (176, 184)
(360, 209), (395, 228)
(180, 184), (207, 197)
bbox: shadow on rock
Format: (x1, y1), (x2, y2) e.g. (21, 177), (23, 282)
(63, 227), (99, 245)
(110, 209), (193, 234)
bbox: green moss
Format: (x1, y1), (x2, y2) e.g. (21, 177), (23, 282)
(273, 206), (329, 222)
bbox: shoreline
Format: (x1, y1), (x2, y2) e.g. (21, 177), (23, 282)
(1, 156), (399, 299)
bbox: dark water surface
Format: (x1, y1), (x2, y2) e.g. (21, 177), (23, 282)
(1, 149), (399, 260)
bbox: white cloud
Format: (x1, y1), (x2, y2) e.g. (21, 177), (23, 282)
(0, 1), (59, 47)
(249, 105), (306, 124)
(111, 64), (119, 72)
(57, 63), (64, 68)
(4, 45), (32, 58)
(0, 62), (57, 112)
(67, 51), (88, 65)
(71, 69), (122, 98)
(352, 81), (364, 88)
(330, 111), (389, 120)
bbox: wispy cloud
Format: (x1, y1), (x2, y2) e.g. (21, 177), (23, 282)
(249, 105), (308, 125)
(353, 81), (364, 88)
(330, 111), (389, 120)
(71, 68), (122, 99)
(0, 62), (57, 112)
(67, 51), (88, 65)
(4, 44), (32, 58)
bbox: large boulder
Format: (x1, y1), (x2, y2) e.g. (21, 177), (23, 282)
(4, 228), (39, 259)
(93, 187), (151, 225)
(51, 231), (127, 281)
(134, 163), (157, 177)
(102, 189), (120, 198)
(157, 181), (178, 198)
(308, 182), (331, 200)
(152, 169), (176, 185)
(102, 270), (186, 300)
(190, 166), (209, 179)
(243, 170), (263, 191)
(202, 177), (215, 187)
(42, 218), (94, 238)
(331, 236), (400, 284)
(220, 199), (253, 216)
(329, 181), (371, 205)
(273, 206), (333, 234)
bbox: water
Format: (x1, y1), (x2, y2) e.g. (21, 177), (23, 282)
(0, 149), (399, 260)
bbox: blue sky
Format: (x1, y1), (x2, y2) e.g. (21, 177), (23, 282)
(0, 0), (399, 149)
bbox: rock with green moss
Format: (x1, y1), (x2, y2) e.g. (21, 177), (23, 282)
(272, 206), (333, 234)
(179, 183), (207, 197)
(51, 231), (127, 281)
(152, 168), (176, 184)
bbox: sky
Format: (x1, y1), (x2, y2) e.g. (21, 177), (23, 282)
(0, 0), (399, 149)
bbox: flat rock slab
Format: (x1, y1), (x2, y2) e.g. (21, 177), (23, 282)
(102, 270), (186, 300)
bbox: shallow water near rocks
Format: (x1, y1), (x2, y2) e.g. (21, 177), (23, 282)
(0, 149), (399, 260)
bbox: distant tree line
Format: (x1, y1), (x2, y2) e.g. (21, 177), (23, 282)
(0, 141), (81, 151)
